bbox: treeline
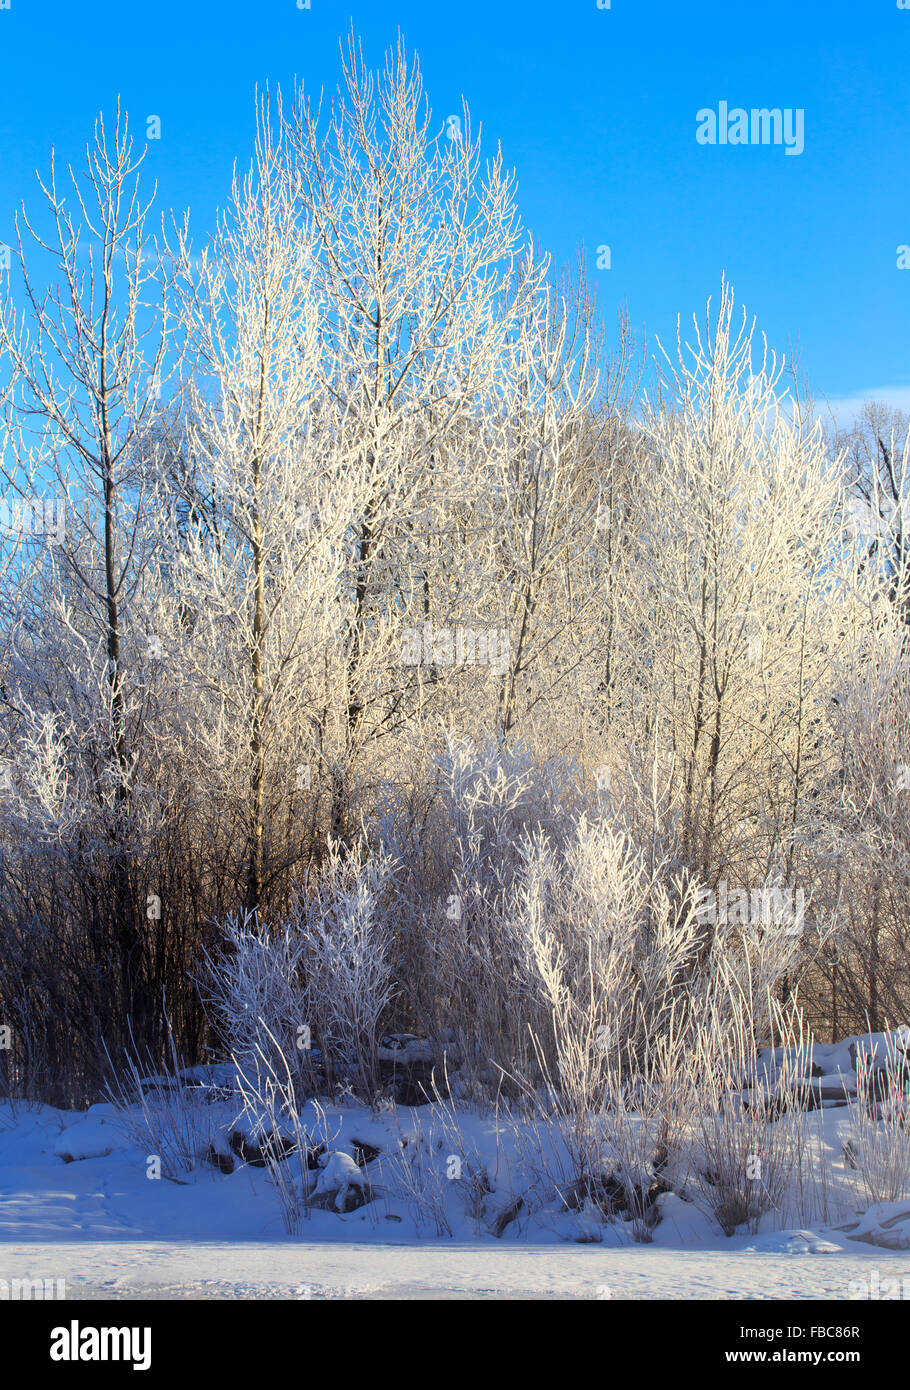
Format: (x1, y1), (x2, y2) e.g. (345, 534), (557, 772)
(0, 34), (906, 1104)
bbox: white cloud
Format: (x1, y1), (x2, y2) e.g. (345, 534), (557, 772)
(817, 386), (910, 426)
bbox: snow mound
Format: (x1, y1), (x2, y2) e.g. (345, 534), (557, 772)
(54, 1115), (123, 1163)
(743, 1229), (843, 1255)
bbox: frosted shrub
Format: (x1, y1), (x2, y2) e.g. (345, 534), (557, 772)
(374, 735), (586, 1091)
(291, 840), (397, 1096)
(687, 962), (825, 1236)
(379, 1112), (454, 1238)
(200, 909), (315, 1092)
(500, 819), (703, 1231)
(847, 1034), (910, 1207)
(202, 841), (397, 1099)
(233, 1036), (342, 1233)
(106, 1021), (225, 1180)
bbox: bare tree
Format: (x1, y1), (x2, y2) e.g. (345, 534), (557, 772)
(0, 102), (173, 1041)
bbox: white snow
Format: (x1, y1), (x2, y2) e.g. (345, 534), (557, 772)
(2, 1030), (910, 1298)
(0, 1238), (906, 1300)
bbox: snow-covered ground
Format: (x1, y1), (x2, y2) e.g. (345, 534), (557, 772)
(2, 1238), (908, 1300)
(2, 1046), (910, 1300)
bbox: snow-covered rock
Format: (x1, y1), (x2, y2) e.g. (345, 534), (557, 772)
(54, 1115), (122, 1163)
(377, 1034), (436, 1063)
(312, 1151), (373, 1212)
(842, 1202), (910, 1251)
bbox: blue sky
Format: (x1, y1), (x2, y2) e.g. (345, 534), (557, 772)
(0, 0), (906, 411)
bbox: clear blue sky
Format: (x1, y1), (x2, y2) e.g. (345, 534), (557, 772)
(0, 0), (906, 409)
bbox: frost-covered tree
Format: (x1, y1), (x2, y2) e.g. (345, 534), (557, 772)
(170, 100), (366, 913)
(285, 31), (545, 830)
(605, 283), (848, 909)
